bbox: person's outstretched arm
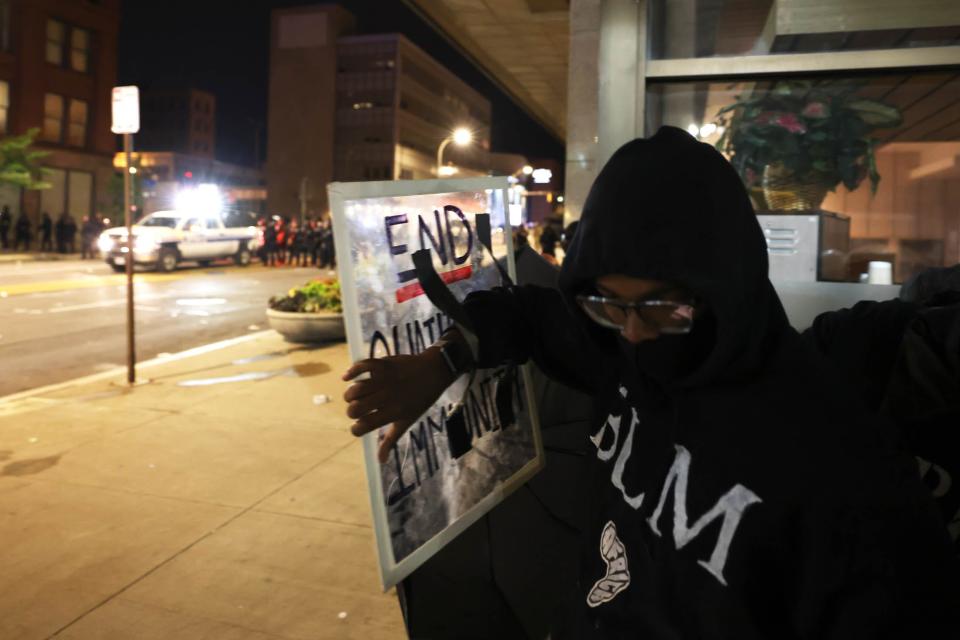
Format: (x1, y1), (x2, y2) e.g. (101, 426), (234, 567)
(343, 284), (601, 462)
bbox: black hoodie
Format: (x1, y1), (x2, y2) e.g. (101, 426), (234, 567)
(461, 127), (957, 638)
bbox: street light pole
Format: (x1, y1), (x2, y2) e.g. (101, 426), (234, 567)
(435, 127), (473, 176)
(436, 137), (452, 176)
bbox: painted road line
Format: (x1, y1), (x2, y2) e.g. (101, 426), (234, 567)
(48, 293), (169, 313)
(0, 272), (184, 297)
(0, 330), (277, 405)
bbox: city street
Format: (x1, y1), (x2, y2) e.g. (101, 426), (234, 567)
(0, 258), (330, 396)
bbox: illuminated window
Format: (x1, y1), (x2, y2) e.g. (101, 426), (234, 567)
(46, 19), (64, 65)
(70, 28), (89, 72)
(0, 81), (8, 134)
(46, 20), (91, 72)
(67, 99), (87, 147)
(42, 93), (64, 142)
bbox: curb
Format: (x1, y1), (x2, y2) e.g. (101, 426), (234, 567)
(0, 253), (82, 263)
(0, 330), (278, 404)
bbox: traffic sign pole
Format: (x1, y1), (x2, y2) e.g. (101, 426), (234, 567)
(123, 132), (135, 384)
(112, 86), (140, 386)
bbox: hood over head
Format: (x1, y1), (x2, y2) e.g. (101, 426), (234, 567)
(558, 126), (788, 389)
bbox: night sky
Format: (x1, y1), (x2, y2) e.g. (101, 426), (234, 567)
(117, 0), (565, 168)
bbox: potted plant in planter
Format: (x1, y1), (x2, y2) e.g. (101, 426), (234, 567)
(716, 79), (902, 211)
(267, 279), (346, 343)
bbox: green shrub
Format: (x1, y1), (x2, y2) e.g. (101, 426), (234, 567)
(269, 279), (342, 313)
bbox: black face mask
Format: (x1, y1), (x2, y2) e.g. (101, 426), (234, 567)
(620, 309), (718, 386)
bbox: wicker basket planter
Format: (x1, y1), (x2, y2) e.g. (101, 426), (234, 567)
(762, 162), (831, 211)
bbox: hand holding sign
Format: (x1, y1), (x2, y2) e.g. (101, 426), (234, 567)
(343, 346), (455, 464)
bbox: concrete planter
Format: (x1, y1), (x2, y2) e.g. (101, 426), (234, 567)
(266, 308), (346, 344)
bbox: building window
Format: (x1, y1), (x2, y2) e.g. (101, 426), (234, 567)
(70, 28), (90, 72)
(46, 20), (91, 72)
(0, 81), (8, 134)
(0, 1), (10, 52)
(67, 99), (87, 147)
(42, 93), (64, 142)
(46, 19), (65, 65)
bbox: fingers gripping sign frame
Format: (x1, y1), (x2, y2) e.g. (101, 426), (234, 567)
(328, 177), (544, 590)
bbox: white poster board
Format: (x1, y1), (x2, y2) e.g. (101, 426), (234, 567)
(329, 177), (544, 590)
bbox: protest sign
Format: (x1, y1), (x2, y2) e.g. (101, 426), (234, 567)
(329, 177), (543, 589)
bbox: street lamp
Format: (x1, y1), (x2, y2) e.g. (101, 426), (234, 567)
(437, 127), (473, 176)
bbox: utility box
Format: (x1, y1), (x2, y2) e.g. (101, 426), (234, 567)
(757, 211), (850, 282)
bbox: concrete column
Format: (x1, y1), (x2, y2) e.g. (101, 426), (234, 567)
(564, 0), (600, 224)
(597, 0), (646, 169)
(565, 0), (647, 223)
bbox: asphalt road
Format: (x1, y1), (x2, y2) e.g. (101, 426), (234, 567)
(0, 257), (332, 396)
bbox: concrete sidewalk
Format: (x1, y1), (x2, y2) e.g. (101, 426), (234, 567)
(0, 332), (405, 639)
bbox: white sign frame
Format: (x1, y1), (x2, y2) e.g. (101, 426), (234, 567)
(329, 177), (544, 590)
(111, 86), (140, 134)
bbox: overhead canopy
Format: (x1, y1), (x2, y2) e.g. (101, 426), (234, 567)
(403, 0), (569, 141)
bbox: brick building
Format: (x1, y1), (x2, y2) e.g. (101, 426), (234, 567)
(0, 0), (119, 227)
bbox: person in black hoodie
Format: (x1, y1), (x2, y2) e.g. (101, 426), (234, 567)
(13, 211), (31, 250)
(40, 212), (54, 252)
(343, 127), (957, 638)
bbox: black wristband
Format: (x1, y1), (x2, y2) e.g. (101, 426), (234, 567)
(438, 335), (474, 376)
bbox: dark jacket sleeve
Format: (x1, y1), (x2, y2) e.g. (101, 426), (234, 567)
(801, 299), (920, 411)
(462, 284), (605, 395)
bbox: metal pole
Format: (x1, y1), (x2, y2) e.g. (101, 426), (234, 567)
(299, 176), (307, 226)
(436, 136), (451, 175)
(123, 133), (136, 384)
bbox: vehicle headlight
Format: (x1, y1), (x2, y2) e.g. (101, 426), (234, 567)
(134, 235), (159, 253)
(97, 235), (114, 252)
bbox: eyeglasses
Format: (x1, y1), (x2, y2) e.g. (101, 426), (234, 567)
(576, 294), (695, 334)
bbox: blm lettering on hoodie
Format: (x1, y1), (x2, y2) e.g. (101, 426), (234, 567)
(591, 386), (762, 594)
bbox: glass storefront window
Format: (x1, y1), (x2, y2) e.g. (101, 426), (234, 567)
(40, 168), (66, 217)
(0, 183), (19, 216)
(649, 0), (960, 59)
(646, 72), (960, 284)
(68, 171), (93, 219)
